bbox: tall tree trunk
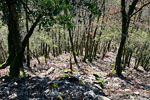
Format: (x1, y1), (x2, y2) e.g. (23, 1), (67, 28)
(114, 0), (139, 76)
(6, 0), (23, 77)
(114, 0), (128, 76)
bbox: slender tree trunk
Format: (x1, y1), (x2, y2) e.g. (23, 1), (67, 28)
(114, 0), (139, 76)
(26, 12), (30, 67)
(68, 29), (79, 68)
(114, 26), (128, 75)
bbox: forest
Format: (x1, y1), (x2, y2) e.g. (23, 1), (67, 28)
(0, 0), (150, 100)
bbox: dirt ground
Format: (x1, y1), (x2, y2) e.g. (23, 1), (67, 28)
(0, 52), (150, 100)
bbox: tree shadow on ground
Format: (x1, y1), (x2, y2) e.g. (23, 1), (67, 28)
(0, 75), (105, 100)
(119, 75), (150, 90)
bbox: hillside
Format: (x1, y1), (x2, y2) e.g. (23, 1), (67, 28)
(0, 51), (149, 100)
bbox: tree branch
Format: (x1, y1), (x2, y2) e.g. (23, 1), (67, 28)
(128, 0), (139, 16)
(130, 2), (150, 18)
(22, 14), (43, 52)
(20, 0), (32, 15)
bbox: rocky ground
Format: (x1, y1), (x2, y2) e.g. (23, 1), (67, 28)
(0, 52), (150, 100)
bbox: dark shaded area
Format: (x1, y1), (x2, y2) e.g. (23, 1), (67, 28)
(0, 76), (105, 100)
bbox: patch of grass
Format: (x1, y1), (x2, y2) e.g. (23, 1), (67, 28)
(97, 79), (107, 86)
(79, 80), (83, 84)
(19, 72), (24, 78)
(111, 63), (115, 66)
(125, 91), (130, 95)
(0, 75), (9, 79)
(0, 24), (2, 29)
(112, 68), (117, 74)
(0, 61), (7, 69)
(67, 69), (74, 73)
(58, 95), (63, 100)
(62, 74), (69, 78)
(49, 83), (58, 88)
(93, 73), (107, 86)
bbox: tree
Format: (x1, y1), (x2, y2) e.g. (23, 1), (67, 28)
(0, 0), (64, 77)
(114, 0), (150, 76)
(0, 0), (99, 77)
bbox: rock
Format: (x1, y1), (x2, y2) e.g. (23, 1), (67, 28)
(129, 95), (135, 99)
(44, 89), (64, 98)
(94, 84), (102, 90)
(97, 95), (111, 100)
(112, 83), (121, 89)
(14, 82), (18, 86)
(113, 77), (120, 81)
(124, 89), (130, 92)
(3, 87), (10, 95)
(138, 97), (149, 100)
(103, 89), (109, 96)
(9, 93), (17, 99)
(84, 75), (95, 84)
(122, 71), (126, 75)
(84, 90), (96, 99)
(39, 73), (46, 78)
(134, 91), (140, 95)
(46, 67), (55, 74)
(144, 84), (150, 89)
(74, 72), (80, 77)
(138, 66), (145, 72)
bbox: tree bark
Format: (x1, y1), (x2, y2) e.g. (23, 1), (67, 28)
(5, 0), (23, 77)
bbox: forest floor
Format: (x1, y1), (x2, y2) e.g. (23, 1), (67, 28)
(0, 51), (150, 100)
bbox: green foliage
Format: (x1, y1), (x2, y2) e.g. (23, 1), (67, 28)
(97, 79), (106, 86)
(49, 83), (58, 88)
(58, 95), (63, 100)
(0, 23), (2, 29)
(58, 15), (75, 29)
(62, 74), (69, 78)
(0, 75), (8, 79)
(0, 60), (7, 69)
(66, 69), (74, 73)
(19, 72), (24, 78)
(112, 68), (117, 74)
(79, 80), (83, 84)
(94, 73), (107, 86)
(100, 24), (121, 42)
(84, 2), (101, 16)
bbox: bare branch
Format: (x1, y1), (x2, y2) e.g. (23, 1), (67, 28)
(128, 0), (139, 16)
(130, 2), (150, 18)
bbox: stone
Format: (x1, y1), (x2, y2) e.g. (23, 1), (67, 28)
(94, 84), (102, 90)
(84, 90), (96, 99)
(46, 67), (55, 74)
(138, 66), (145, 72)
(9, 93), (17, 99)
(134, 91), (140, 95)
(44, 89), (64, 98)
(14, 82), (18, 86)
(113, 77), (120, 81)
(129, 95), (135, 99)
(112, 83), (121, 89)
(97, 95), (111, 100)
(124, 89), (130, 92)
